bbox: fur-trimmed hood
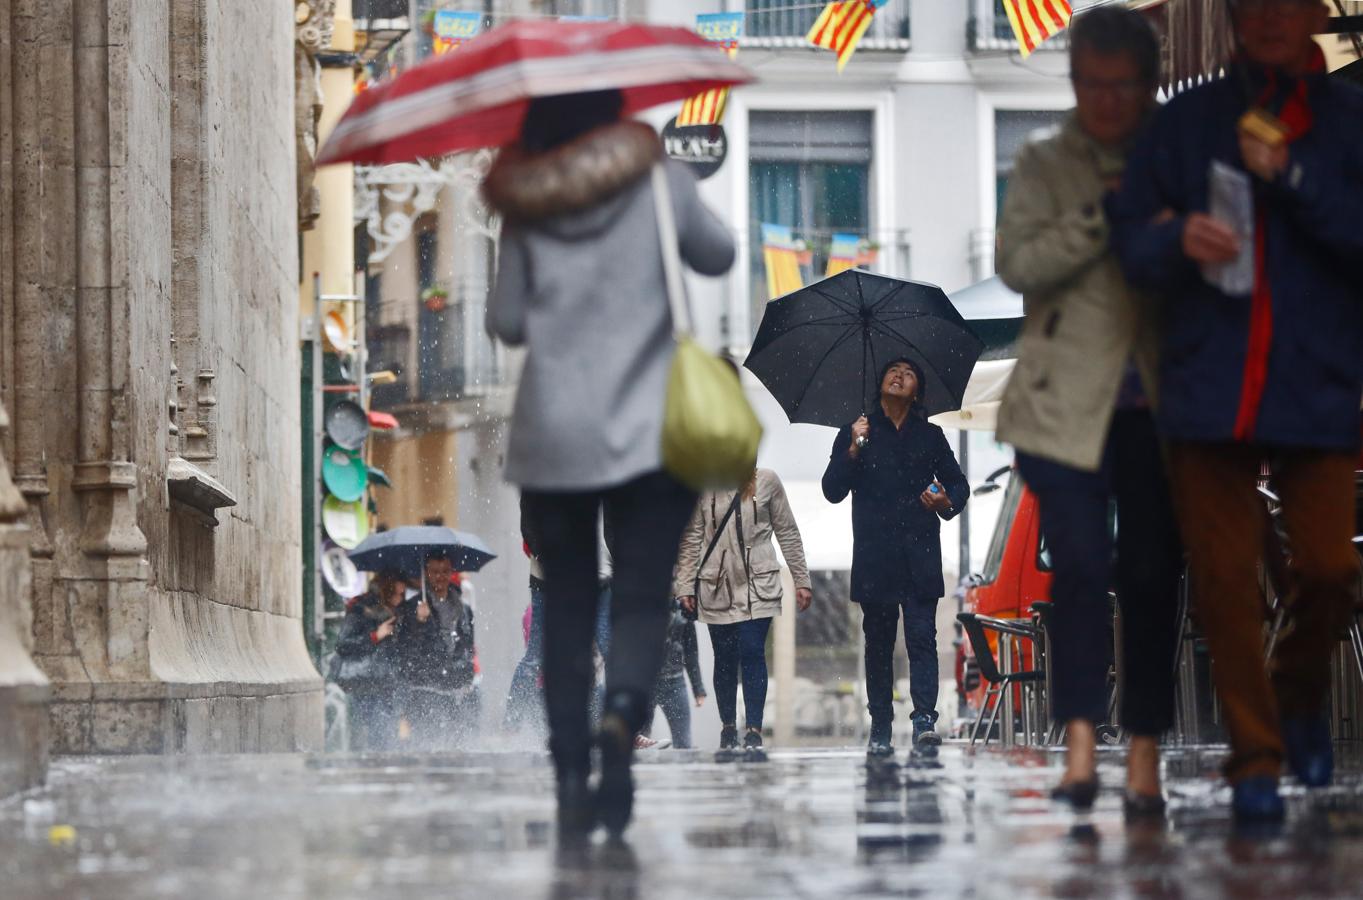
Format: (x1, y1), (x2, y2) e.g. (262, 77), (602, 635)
(482, 121), (662, 234)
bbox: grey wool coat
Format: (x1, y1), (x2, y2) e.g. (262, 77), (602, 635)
(484, 121), (735, 491)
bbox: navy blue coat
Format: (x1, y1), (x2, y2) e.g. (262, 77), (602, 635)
(1108, 67), (1363, 451)
(822, 412), (968, 605)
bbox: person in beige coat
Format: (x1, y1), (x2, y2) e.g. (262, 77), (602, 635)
(676, 467), (811, 758)
(995, 8), (1181, 817)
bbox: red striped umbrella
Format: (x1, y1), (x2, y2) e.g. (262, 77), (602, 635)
(318, 19), (755, 165)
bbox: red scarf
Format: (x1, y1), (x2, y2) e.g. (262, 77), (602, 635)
(1231, 43), (1326, 442)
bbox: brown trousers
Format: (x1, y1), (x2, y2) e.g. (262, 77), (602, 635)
(1168, 442), (1360, 781)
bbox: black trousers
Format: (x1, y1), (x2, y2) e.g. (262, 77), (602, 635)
(1016, 409), (1183, 734)
(862, 600), (940, 726)
(523, 471), (697, 775)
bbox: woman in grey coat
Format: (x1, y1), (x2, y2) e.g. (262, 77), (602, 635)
(484, 89), (734, 842)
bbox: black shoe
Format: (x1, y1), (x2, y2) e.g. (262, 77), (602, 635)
(1282, 714), (1333, 788)
(555, 773), (595, 848)
(1232, 776), (1285, 824)
(742, 728), (768, 762)
(1122, 790), (1167, 821)
(597, 692), (648, 840)
(1051, 776), (1100, 811)
(715, 724), (740, 762)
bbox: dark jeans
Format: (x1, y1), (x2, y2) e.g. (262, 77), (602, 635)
(522, 471), (697, 776)
(406, 686), (480, 751)
(646, 675), (694, 748)
(1016, 409), (1183, 734)
(709, 618), (773, 730)
(348, 687), (400, 752)
(862, 600), (939, 725)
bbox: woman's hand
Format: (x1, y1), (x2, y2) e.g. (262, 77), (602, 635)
(796, 587), (813, 612)
(680, 595), (697, 616)
(416, 601), (431, 624)
(919, 480), (952, 513)
(373, 618), (396, 642)
(695, 693), (707, 708)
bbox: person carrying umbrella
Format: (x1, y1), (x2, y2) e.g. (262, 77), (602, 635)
(332, 570), (410, 751)
(822, 358), (969, 757)
(484, 86), (734, 843)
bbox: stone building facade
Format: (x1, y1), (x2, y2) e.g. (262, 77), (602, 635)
(0, 0), (322, 768)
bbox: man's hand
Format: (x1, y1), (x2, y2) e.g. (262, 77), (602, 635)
(796, 587), (813, 612)
(680, 595), (697, 616)
(1239, 129), (1289, 183)
(415, 600), (431, 623)
(1182, 213), (1240, 265)
(695, 693), (707, 709)
(848, 416), (870, 458)
(919, 480), (952, 514)
(374, 618), (396, 642)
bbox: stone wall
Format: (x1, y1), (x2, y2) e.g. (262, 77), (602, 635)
(0, 0), (322, 759)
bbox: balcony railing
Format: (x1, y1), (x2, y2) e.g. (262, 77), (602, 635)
(969, 0), (1070, 54)
(743, 2), (910, 50)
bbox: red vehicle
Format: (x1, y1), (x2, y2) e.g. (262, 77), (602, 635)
(955, 467), (1052, 719)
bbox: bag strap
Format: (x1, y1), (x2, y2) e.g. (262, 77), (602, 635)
(694, 491), (742, 597)
(651, 163), (692, 337)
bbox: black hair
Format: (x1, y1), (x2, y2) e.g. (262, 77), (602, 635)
(1068, 6), (1161, 89)
(519, 89), (626, 154)
(875, 357), (927, 417)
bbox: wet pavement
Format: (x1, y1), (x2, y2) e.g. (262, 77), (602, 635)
(5, 743), (1363, 899)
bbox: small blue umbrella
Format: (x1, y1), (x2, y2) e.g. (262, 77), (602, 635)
(347, 526), (497, 582)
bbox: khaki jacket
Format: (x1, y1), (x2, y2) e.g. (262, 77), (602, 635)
(995, 114), (1162, 472)
(673, 469), (812, 626)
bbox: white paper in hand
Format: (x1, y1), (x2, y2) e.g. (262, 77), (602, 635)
(1202, 161), (1255, 297)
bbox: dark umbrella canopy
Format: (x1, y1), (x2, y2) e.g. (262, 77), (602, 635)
(348, 526), (497, 581)
(744, 269), (984, 426)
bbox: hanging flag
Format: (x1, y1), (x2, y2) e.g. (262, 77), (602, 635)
(432, 10), (484, 56)
(826, 234), (861, 277)
(806, 0), (887, 72)
(677, 12), (744, 126)
(1001, 0), (1072, 57)
(762, 224), (805, 300)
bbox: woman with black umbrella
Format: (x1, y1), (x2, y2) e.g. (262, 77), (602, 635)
(822, 358), (969, 758)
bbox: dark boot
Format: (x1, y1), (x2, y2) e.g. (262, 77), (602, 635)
(555, 771), (595, 848)
(596, 691), (648, 840)
(1282, 714), (1333, 788)
(867, 719), (894, 759)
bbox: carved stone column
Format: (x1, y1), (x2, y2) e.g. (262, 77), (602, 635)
(0, 402), (49, 797)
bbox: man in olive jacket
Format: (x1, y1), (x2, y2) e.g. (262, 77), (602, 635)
(995, 9), (1182, 815)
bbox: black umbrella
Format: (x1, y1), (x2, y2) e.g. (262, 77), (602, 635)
(348, 525), (497, 583)
(744, 269), (984, 426)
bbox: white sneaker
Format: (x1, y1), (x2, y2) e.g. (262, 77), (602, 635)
(633, 734), (670, 750)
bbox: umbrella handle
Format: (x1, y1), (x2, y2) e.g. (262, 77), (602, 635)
(855, 434), (869, 449)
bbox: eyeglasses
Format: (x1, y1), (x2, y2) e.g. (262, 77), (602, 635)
(1071, 77), (1148, 100)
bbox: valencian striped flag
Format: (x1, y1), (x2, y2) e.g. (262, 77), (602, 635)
(677, 13), (743, 126)
(762, 224), (805, 300)
(807, 0), (888, 72)
(1001, 0), (1072, 57)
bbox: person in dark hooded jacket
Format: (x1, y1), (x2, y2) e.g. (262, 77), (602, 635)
(822, 358), (968, 758)
(484, 88), (732, 843)
(334, 571), (409, 751)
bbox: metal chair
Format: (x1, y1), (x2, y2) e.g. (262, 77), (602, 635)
(958, 612), (1045, 747)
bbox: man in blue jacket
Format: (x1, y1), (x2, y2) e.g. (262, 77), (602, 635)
(1110, 0), (1363, 822)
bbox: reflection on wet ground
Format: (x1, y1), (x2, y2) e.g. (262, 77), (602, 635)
(5, 744), (1363, 899)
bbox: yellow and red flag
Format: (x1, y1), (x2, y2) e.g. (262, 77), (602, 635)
(1001, 0), (1072, 57)
(432, 10), (484, 56)
(806, 0), (887, 72)
(677, 13), (744, 127)
(762, 224), (805, 300)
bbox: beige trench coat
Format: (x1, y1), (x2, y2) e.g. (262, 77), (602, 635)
(995, 114), (1162, 473)
(673, 469), (812, 626)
